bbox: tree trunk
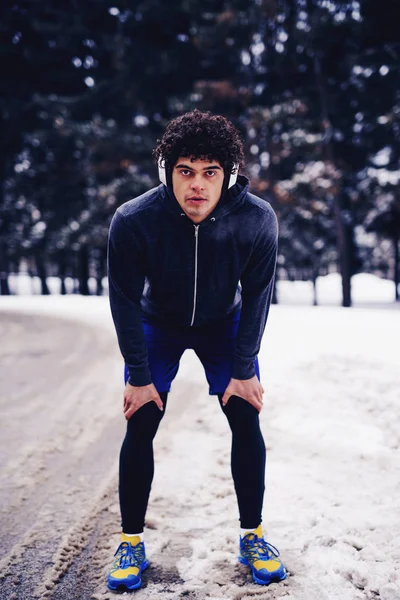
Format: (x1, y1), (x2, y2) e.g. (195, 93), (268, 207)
(35, 253), (50, 295)
(394, 234), (399, 302)
(333, 194), (352, 307)
(95, 247), (106, 296)
(0, 239), (10, 295)
(78, 245), (90, 296)
(271, 261), (278, 305)
(312, 264), (318, 306)
(314, 53), (352, 307)
(58, 250), (67, 295)
(96, 278), (103, 296)
(0, 127), (11, 295)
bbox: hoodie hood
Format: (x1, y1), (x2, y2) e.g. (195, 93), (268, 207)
(160, 174), (250, 224)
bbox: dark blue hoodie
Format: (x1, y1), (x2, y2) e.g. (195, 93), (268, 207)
(107, 175), (278, 387)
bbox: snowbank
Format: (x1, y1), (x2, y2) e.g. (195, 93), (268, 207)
(0, 286), (399, 599)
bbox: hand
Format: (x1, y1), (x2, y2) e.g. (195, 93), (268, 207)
(123, 382), (163, 420)
(221, 376), (265, 412)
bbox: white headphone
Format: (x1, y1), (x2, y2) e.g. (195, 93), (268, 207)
(158, 159), (239, 189)
(227, 164), (239, 189)
(158, 159), (168, 186)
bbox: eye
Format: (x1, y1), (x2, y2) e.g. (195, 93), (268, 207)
(180, 169), (192, 176)
(205, 170), (216, 177)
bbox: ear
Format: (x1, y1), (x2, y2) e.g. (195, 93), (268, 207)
(158, 158), (167, 186)
(227, 163), (239, 189)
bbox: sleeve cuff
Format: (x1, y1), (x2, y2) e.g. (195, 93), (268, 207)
(127, 367), (152, 387)
(232, 359), (256, 380)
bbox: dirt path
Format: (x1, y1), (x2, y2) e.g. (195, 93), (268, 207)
(1, 301), (399, 600)
(0, 311), (123, 599)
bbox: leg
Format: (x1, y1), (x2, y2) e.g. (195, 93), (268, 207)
(192, 311), (264, 528)
(217, 394), (266, 530)
(119, 315), (186, 533)
(119, 392), (168, 533)
(109, 397), (167, 590)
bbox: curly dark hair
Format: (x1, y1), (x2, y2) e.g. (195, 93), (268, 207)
(153, 109), (245, 174)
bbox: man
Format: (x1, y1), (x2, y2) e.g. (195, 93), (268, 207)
(107, 109), (286, 590)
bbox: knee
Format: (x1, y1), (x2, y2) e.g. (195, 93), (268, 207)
(126, 401), (165, 442)
(223, 395), (261, 435)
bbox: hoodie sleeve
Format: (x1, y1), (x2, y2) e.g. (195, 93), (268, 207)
(107, 209), (152, 387)
(232, 207), (278, 380)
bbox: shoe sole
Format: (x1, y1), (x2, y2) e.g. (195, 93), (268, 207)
(238, 556), (287, 585)
(107, 559), (149, 591)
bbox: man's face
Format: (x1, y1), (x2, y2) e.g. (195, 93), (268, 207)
(171, 157), (224, 223)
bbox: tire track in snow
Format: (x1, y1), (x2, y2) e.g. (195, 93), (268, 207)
(0, 312), (124, 600)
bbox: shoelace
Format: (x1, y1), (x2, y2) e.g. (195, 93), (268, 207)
(242, 535), (281, 561)
(112, 541), (144, 570)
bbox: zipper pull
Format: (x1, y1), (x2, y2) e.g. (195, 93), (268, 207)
(194, 225), (199, 237)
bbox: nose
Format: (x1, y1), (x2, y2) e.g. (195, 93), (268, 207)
(190, 175), (204, 191)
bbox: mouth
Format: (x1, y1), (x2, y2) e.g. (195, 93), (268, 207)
(186, 196), (207, 204)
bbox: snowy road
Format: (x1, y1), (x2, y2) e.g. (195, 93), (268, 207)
(0, 296), (399, 600)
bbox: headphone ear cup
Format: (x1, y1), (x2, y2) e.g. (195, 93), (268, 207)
(158, 159), (167, 186)
(227, 163), (239, 189)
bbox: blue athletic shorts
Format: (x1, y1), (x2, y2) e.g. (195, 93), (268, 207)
(124, 309), (260, 395)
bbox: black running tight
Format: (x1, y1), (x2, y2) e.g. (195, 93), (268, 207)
(119, 394), (266, 533)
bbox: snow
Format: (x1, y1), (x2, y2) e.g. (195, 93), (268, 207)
(6, 272), (399, 309)
(277, 272), (398, 307)
(0, 273), (399, 599)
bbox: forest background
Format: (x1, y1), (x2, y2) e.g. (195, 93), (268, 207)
(1, 0), (399, 307)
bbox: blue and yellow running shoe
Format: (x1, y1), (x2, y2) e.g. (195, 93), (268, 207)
(239, 525), (287, 585)
(107, 534), (149, 591)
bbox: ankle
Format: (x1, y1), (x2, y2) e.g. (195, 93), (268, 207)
(121, 531), (144, 543)
(240, 523), (263, 539)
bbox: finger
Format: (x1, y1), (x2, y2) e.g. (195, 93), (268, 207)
(153, 392), (164, 411)
(125, 408), (136, 421)
(124, 404), (136, 420)
(254, 397), (263, 412)
(247, 396), (262, 412)
(222, 391), (230, 406)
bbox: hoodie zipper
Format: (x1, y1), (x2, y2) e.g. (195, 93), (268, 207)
(190, 224), (200, 326)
